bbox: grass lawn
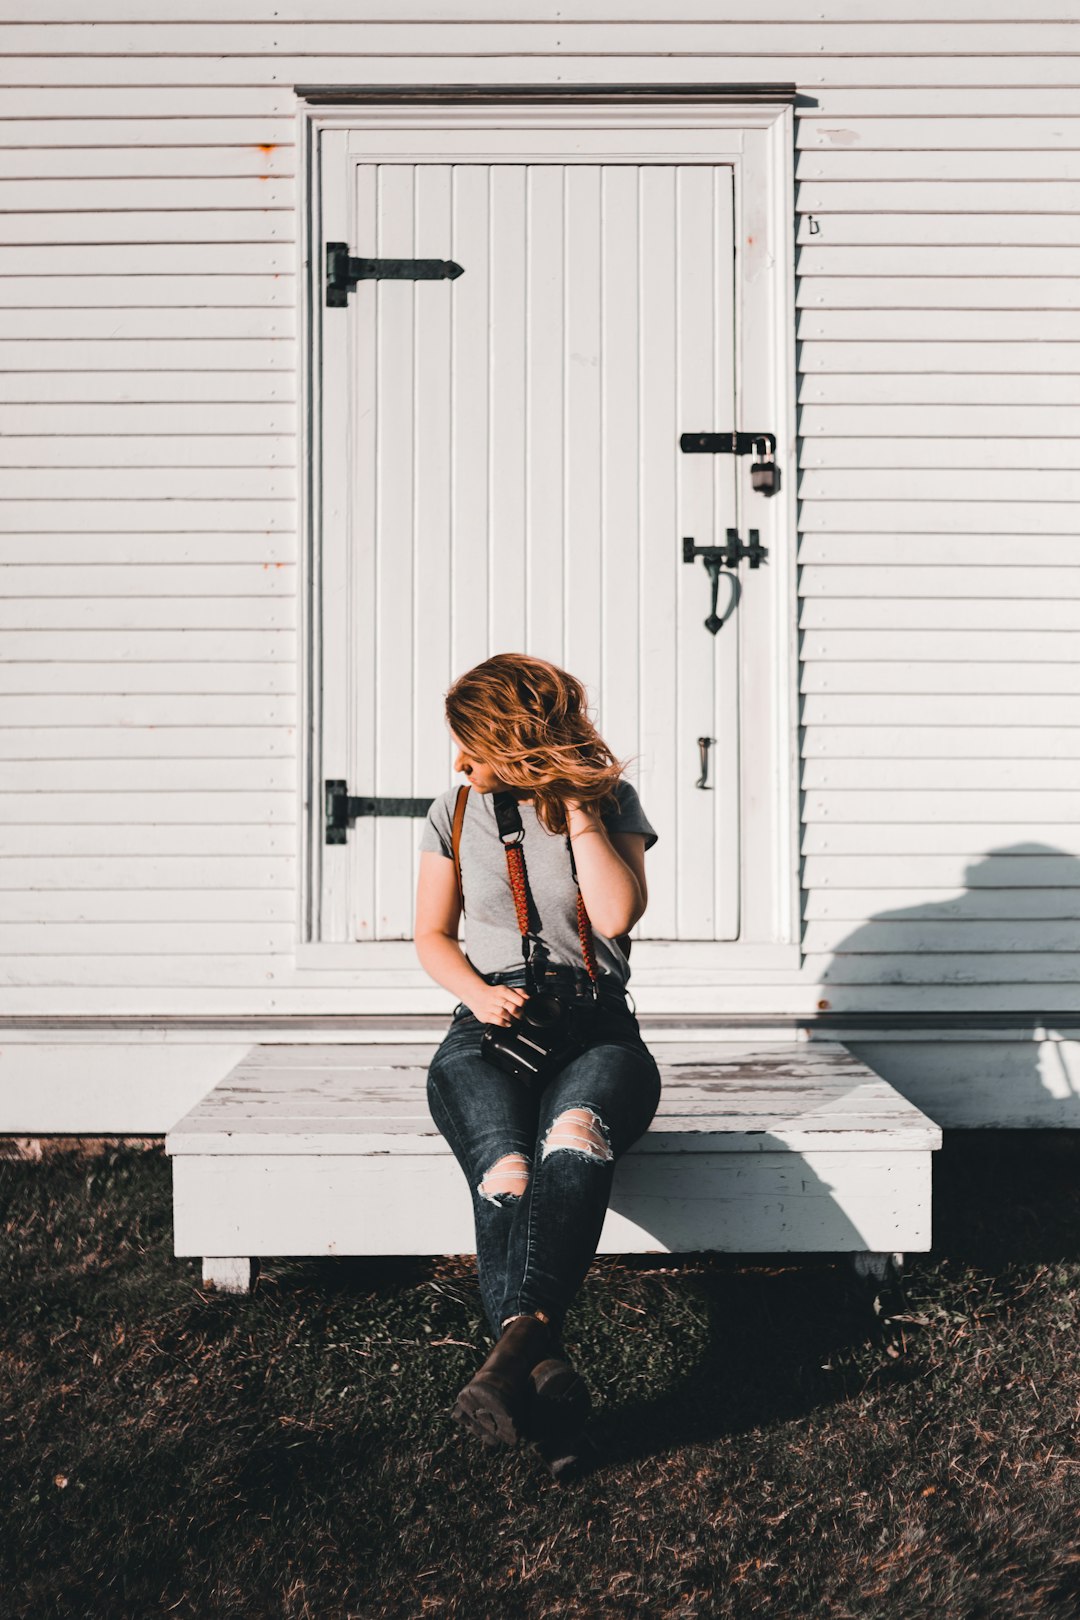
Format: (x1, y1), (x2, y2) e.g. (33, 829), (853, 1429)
(2, 1130), (1080, 1619)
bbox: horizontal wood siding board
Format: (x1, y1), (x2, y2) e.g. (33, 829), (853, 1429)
(0, 281), (294, 311)
(801, 825), (1080, 853)
(0, 21), (1078, 51)
(5, 3), (1080, 20)
(798, 283), (1080, 310)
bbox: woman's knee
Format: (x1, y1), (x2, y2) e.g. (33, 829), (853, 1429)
(539, 1106), (614, 1165)
(477, 1150), (531, 1204)
(554, 1044), (662, 1142)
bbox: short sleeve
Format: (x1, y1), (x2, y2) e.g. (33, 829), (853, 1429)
(418, 790), (455, 860)
(601, 779), (658, 851)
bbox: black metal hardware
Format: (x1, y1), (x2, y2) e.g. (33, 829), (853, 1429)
(326, 242), (465, 307)
(683, 530), (767, 635)
(681, 431), (780, 495)
(750, 458), (780, 495)
(696, 736), (716, 790)
(680, 432), (776, 457)
(326, 779), (434, 844)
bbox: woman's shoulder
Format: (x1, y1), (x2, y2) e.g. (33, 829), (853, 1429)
(419, 783), (473, 858)
(602, 776), (659, 850)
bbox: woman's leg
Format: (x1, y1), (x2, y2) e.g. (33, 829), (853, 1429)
(425, 1006), (542, 1339)
(499, 1007), (663, 1337)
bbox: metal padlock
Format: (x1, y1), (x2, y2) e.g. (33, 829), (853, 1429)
(750, 458), (779, 495)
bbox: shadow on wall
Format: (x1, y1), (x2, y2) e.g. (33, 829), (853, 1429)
(815, 840), (1080, 1129)
(600, 841), (1080, 1254)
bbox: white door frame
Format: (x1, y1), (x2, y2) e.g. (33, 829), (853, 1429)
(294, 86), (801, 1012)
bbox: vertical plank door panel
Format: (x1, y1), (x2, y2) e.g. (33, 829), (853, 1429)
(324, 154), (741, 946)
(372, 164), (416, 941)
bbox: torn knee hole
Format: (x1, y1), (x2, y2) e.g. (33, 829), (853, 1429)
(540, 1107), (613, 1164)
(478, 1152), (531, 1203)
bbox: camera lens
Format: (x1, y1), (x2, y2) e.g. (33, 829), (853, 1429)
(522, 992), (563, 1029)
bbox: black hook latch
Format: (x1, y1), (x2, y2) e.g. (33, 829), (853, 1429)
(682, 531), (767, 634)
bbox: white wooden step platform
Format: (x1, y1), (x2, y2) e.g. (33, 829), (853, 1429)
(165, 1040), (943, 1293)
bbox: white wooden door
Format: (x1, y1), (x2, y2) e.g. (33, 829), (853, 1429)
(317, 139), (745, 946)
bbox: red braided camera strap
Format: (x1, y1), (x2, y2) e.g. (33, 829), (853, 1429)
(503, 841), (599, 986)
(450, 782), (600, 986)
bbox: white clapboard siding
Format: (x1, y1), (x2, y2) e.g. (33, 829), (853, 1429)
(801, 669), (1080, 696)
(2, 857), (294, 891)
(802, 726), (1080, 757)
(0, 632), (291, 663)
(0, 147), (295, 179)
(0, 759), (293, 790)
(1, 827), (291, 857)
(803, 835), (1080, 861)
(801, 598), (1080, 629)
(0, 179), (293, 211)
(0, 117), (295, 147)
(0, 280), (294, 310)
(0, 7), (1078, 1126)
(801, 379), (1080, 408)
(803, 317), (1080, 347)
(4, 1), (1080, 17)
(802, 760), (1080, 789)
(0, 436), (295, 464)
(798, 118), (1080, 151)
(1, 540), (292, 567)
(0, 373), (293, 402)
(0, 312), (295, 339)
(800, 285), (1080, 310)
(805, 887), (1080, 919)
(798, 152), (1080, 177)
(0, 726), (290, 759)
(0, 215), (289, 246)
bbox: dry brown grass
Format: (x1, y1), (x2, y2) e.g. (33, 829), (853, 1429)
(2, 1131), (1079, 1618)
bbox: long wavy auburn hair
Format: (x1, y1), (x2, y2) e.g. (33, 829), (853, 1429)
(444, 653), (638, 839)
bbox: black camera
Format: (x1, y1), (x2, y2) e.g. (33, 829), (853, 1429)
(479, 988), (598, 1083)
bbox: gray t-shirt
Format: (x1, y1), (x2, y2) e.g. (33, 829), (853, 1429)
(418, 778), (658, 988)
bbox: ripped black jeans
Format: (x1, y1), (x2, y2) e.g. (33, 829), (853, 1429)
(425, 966), (662, 1342)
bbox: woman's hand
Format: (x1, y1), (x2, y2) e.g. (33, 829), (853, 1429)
(565, 796), (602, 829)
(466, 983), (532, 1027)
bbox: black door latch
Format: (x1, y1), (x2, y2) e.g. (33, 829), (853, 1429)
(680, 430), (780, 495)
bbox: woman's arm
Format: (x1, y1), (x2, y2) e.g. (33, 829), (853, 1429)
(414, 852), (531, 1024)
(566, 801), (648, 938)
(414, 852), (491, 1002)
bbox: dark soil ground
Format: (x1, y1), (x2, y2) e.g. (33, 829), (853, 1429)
(2, 1130), (1079, 1619)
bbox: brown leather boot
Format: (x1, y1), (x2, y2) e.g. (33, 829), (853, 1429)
(527, 1347), (593, 1480)
(452, 1313), (553, 1448)
(529, 1336), (592, 1435)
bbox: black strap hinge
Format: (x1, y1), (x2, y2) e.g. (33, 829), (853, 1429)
(326, 242), (465, 306)
(326, 780), (433, 844)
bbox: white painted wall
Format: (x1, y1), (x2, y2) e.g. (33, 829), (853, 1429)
(2, 3), (1079, 1128)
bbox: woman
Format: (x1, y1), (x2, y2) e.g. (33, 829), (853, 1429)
(414, 652), (662, 1480)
